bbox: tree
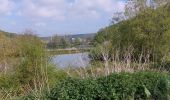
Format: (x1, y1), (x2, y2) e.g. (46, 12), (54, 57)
(60, 37), (70, 48)
(125, 0), (169, 18)
(47, 35), (61, 49)
(92, 2), (170, 65)
(74, 38), (81, 46)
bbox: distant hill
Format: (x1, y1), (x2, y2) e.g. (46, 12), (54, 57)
(65, 33), (96, 39)
(0, 30), (17, 38)
(41, 33), (96, 42)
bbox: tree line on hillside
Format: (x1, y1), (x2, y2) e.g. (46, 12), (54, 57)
(46, 35), (93, 49)
(91, 0), (170, 71)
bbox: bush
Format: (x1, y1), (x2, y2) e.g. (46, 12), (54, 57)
(48, 72), (170, 100)
(0, 34), (70, 99)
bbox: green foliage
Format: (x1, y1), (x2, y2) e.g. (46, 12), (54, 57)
(0, 74), (19, 90)
(48, 72), (170, 100)
(47, 35), (71, 49)
(92, 4), (170, 64)
(14, 35), (46, 86)
(48, 78), (102, 100)
(0, 34), (68, 99)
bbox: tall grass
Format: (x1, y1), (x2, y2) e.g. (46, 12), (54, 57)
(0, 34), (68, 99)
(66, 44), (170, 79)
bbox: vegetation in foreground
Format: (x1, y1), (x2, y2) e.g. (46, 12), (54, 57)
(48, 72), (170, 100)
(0, 32), (67, 99)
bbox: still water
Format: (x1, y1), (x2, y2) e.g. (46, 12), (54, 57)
(52, 52), (90, 68)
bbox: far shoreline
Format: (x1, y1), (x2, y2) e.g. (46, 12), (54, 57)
(47, 48), (90, 55)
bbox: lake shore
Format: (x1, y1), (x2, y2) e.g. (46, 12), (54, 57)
(47, 48), (90, 55)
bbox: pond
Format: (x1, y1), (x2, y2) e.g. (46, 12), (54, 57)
(52, 52), (90, 68)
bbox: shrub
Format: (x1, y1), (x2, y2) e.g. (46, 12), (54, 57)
(48, 72), (170, 100)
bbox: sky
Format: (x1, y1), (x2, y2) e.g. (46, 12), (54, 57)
(0, 0), (125, 36)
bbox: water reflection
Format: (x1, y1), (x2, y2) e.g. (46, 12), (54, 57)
(52, 52), (90, 68)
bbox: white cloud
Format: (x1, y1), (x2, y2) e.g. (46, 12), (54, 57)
(0, 0), (14, 15)
(35, 22), (46, 27)
(17, 0), (67, 21)
(17, 0), (125, 21)
(69, 0), (125, 20)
